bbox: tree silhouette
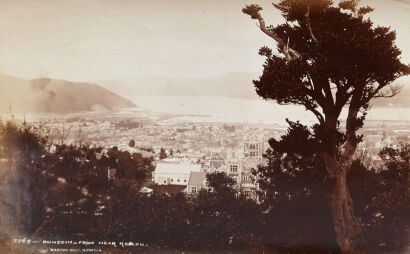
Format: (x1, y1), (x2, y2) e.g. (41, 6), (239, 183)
(128, 139), (135, 148)
(243, 1), (409, 253)
(256, 123), (409, 253)
(159, 148), (167, 160)
(255, 122), (337, 252)
(348, 144), (410, 253)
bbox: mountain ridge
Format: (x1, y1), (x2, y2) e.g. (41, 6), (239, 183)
(0, 73), (135, 114)
(97, 72), (410, 108)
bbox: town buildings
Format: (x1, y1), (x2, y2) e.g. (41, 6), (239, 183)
(150, 134), (266, 200)
(31, 117), (409, 199)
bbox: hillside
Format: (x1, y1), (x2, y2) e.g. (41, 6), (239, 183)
(0, 73), (135, 113)
(98, 72), (410, 108)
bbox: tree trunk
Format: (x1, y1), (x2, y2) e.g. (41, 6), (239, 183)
(329, 167), (366, 254)
(321, 111), (366, 253)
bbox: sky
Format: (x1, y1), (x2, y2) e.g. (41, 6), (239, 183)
(0, 0), (409, 82)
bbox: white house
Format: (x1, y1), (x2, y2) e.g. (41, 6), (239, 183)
(186, 171), (208, 195)
(152, 162), (202, 186)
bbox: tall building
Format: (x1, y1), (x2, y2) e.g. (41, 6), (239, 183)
(240, 137), (265, 200)
(205, 137), (265, 200)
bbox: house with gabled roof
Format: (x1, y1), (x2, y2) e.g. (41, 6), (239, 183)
(186, 171), (208, 195)
(152, 162), (202, 186)
(209, 151), (226, 171)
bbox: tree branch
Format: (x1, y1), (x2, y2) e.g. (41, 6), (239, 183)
(341, 89), (363, 167)
(304, 102), (325, 124)
(305, 5), (319, 44)
(322, 79), (335, 108)
(243, 5), (302, 62)
(335, 85), (351, 115)
(369, 83), (401, 100)
(308, 74), (329, 110)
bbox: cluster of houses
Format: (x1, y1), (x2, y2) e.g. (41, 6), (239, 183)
(150, 137), (265, 199)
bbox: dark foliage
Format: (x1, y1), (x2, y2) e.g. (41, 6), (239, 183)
(256, 122), (409, 253)
(349, 144), (410, 253)
(222, 124), (236, 132)
(1, 121), (408, 253)
(114, 120), (141, 130)
(159, 147), (167, 160)
(255, 121), (337, 252)
(128, 139), (135, 148)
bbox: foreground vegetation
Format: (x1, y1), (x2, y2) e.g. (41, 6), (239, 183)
(0, 121), (408, 253)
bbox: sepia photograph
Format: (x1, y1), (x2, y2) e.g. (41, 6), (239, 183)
(0, 0), (409, 253)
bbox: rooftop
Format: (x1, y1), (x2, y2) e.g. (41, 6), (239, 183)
(154, 162), (202, 174)
(187, 171), (207, 187)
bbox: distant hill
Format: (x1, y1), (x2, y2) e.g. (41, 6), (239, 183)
(0, 73), (135, 113)
(98, 72), (261, 100)
(98, 72), (410, 108)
